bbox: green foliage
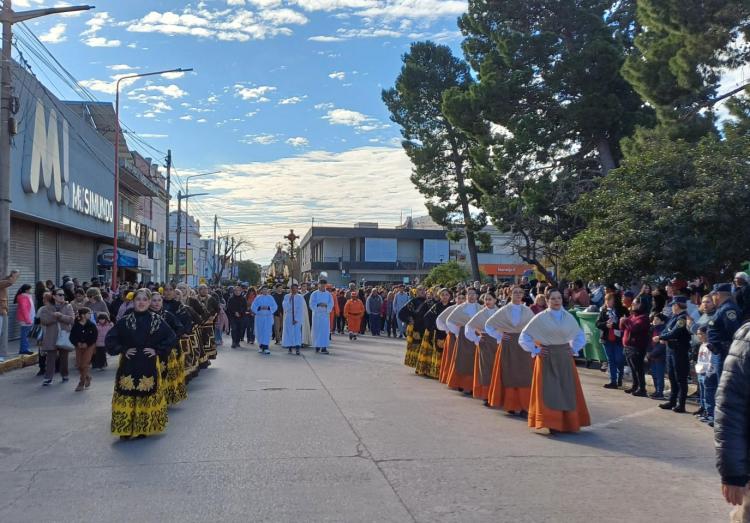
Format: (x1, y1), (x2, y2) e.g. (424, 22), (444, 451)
(567, 134), (750, 282)
(423, 261), (471, 288)
(236, 260), (262, 285)
(622, 0), (750, 137)
(383, 41), (485, 280)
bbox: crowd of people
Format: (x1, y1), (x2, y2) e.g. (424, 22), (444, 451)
(4, 269), (750, 517)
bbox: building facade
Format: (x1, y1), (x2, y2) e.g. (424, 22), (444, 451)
(168, 210), (203, 287)
(300, 223), (449, 286)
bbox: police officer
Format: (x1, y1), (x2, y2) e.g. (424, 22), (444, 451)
(656, 296), (692, 413)
(708, 283), (742, 375)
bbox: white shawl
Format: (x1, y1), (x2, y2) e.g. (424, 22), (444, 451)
(465, 307), (497, 343)
(446, 302), (481, 335)
(520, 308), (585, 356)
(485, 303), (535, 339)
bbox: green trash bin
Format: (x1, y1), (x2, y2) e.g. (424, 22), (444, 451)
(575, 310), (607, 366)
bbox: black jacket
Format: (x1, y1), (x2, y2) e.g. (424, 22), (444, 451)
(715, 323), (750, 486)
(226, 295), (247, 318)
(70, 321), (98, 346)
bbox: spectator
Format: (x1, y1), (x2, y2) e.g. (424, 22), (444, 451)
(69, 307), (97, 392)
(244, 286), (257, 344)
(366, 288), (383, 336)
(597, 292), (628, 389)
(570, 280), (591, 308)
(226, 286), (247, 349)
(38, 290), (74, 386)
(530, 294), (547, 314)
(117, 292), (135, 321)
(13, 284), (35, 355)
(92, 312), (112, 370)
(85, 287), (109, 320)
(638, 283), (653, 313)
(651, 285), (667, 315)
(734, 271), (750, 322)
(693, 327), (715, 425)
(715, 323), (750, 520)
(0, 269), (20, 363)
(620, 297), (650, 396)
(393, 285), (410, 338)
(648, 313), (668, 400)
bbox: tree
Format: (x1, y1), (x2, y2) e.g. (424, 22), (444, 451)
(566, 133), (750, 282)
(423, 261), (471, 288)
(383, 41), (485, 282)
(236, 260), (262, 285)
(213, 236), (253, 283)
(441, 0), (652, 283)
(622, 0), (750, 138)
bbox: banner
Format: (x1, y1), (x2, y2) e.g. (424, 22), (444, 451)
(168, 248), (194, 275)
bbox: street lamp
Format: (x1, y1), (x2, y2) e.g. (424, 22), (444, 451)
(175, 191), (208, 284)
(111, 67), (193, 292)
(0, 1), (95, 361)
(184, 171), (220, 281)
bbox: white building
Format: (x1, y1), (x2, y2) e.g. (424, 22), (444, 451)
(168, 210), (203, 287)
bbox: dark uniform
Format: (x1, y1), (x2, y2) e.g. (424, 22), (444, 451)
(659, 308), (692, 412)
(708, 298), (742, 371)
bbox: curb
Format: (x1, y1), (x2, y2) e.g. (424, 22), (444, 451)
(0, 353), (39, 374)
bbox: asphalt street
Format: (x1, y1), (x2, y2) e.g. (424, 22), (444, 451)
(0, 334), (727, 523)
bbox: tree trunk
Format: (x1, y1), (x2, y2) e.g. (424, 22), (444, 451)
(597, 138), (617, 176)
(454, 160), (481, 282)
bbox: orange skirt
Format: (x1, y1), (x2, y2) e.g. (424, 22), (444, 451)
(447, 331), (475, 391)
(528, 356), (591, 433)
(487, 348), (531, 412)
(439, 333), (455, 384)
(472, 346), (489, 400)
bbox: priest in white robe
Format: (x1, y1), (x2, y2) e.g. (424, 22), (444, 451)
(282, 283), (306, 355)
(309, 280), (335, 354)
(250, 287), (278, 355)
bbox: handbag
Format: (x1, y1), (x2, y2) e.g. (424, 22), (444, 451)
(55, 325), (75, 351)
(28, 323), (41, 339)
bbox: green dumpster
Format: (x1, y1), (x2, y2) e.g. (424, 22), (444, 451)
(574, 310), (607, 365)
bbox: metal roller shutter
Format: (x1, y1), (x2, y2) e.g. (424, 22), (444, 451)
(58, 231), (95, 283)
(8, 218), (36, 339)
(39, 225), (58, 285)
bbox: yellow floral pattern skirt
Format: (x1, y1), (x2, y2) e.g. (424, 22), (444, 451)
(415, 329), (434, 377)
(164, 348), (188, 406)
(111, 357), (168, 437)
(404, 324), (421, 368)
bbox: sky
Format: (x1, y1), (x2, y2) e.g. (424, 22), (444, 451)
(16, 0), (468, 263)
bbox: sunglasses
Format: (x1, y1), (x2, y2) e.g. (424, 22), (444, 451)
(55, 293), (64, 297)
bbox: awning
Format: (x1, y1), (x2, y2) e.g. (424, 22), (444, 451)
(479, 264), (535, 277)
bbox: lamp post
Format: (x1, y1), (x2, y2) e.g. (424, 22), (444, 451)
(184, 171), (219, 282)
(111, 67), (193, 292)
(0, 1), (95, 361)
(175, 191), (208, 284)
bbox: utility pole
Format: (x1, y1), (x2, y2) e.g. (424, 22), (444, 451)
(213, 214), (217, 283)
(0, 1), (94, 359)
(175, 190), (182, 283)
(230, 236), (235, 281)
(164, 149), (171, 283)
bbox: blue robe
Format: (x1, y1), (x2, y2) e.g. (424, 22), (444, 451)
(251, 295), (277, 347)
(282, 293), (305, 348)
(309, 290), (334, 348)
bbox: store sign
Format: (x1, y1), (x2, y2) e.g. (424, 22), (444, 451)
(97, 246), (139, 268)
(21, 99), (113, 224)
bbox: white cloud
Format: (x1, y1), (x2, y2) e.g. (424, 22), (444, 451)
(108, 64), (138, 71)
(129, 84), (188, 99)
(290, 0), (377, 11)
(323, 108), (389, 132)
(138, 133), (168, 139)
(161, 71), (187, 80)
(246, 110), (260, 117)
(179, 115), (193, 121)
(242, 133), (279, 145)
(197, 118), (208, 123)
(278, 95), (307, 105)
(84, 37), (121, 47)
(328, 71), (346, 80)
(314, 102), (335, 110)
(308, 35), (344, 42)
(39, 23), (67, 44)
(286, 137), (309, 147)
(196, 146), (425, 263)
(127, 5), (307, 42)
(234, 84), (276, 101)
(79, 74), (138, 95)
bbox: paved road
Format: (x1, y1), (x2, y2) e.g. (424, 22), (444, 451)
(0, 335), (726, 523)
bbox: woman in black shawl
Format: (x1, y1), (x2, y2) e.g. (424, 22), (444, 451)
(106, 289), (177, 439)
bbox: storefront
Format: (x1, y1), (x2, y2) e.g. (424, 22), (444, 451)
(479, 263), (536, 283)
(6, 63), (115, 338)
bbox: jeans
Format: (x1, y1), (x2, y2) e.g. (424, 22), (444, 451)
(215, 327), (223, 344)
(230, 317), (244, 346)
(650, 360), (665, 395)
(360, 313), (368, 334)
(397, 318), (406, 337)
(369, 314), (380, 336)
(697, 373), (707, 411)
(335, 315), (345, 334)
(385, 315), (398, 337)
(19, 325), (31, 353)
(603, 341), (625, 384)
(244, 316), (255, 342)
(703, 370), (719, 417)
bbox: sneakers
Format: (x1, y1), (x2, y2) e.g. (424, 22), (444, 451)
(650, 392), (666, 400)
(61, 376), (69, 383)
(263, 349), (271, 355)
(315, 347), (320, 353)
(258, 348), (264, 354)
(659, 401), (675, 410)
(672, 405), (686, 413)
(603, 382), (619, 389)
(320, 348), (329, 355)
(296, 348), (300, 356)
(693, 408), (706, 417)
(632, 390), (648, 397)
(42, 379), (52, 386)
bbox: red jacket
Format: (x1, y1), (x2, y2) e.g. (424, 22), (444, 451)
(621, 313), (651, 351)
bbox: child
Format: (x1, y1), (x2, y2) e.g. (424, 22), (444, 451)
(694, 326), (715, 426)
(647, 313), (667, 400)
(93, 312), (113, 370)
(69, 307), (98, 391)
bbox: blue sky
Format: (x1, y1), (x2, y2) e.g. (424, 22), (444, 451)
(18, 0), (467, 263)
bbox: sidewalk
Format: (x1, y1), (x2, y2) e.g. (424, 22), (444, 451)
(0, 338), (39, 374)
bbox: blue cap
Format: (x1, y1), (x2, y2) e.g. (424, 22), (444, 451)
(668, 296), (688, 306)
(713, 283), (733, 294)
